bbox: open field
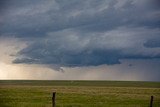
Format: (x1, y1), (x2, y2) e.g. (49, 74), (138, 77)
(0, 80), (160, 107)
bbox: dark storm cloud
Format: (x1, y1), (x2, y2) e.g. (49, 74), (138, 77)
(144, 38), (160, 48)
(1, 0), (160, 36)
(13, 27), (160, 68)
(0, 0), (160, 68)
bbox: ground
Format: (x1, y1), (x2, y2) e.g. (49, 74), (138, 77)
(0, 80), (160, 107)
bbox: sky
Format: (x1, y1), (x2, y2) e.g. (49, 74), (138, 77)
(0, 0), (160, 81)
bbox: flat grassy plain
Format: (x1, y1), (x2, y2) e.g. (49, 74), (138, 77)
(0, 80), (160, 107)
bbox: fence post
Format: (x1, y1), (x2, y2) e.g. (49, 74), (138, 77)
(52, 92), (56, 107)
(150, 96), (153, 107)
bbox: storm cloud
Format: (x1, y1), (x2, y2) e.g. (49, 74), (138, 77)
(0, 0), (160, 69)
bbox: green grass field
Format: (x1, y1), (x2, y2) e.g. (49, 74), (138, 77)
(0, 80), (160, 107)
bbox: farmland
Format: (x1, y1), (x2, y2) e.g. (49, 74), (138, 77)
(0, 80), (160, 107)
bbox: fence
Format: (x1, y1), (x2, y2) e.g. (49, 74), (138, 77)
(52, 92), (56, 107)
(52, 93), (158, 107)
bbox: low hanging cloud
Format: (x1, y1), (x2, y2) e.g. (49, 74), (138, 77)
(13, 27), (160, 68)
(0, 0), (160, 70)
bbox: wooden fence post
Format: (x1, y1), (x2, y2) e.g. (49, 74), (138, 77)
(150, 96), (153, 107)
(52, 92), (56, 107)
